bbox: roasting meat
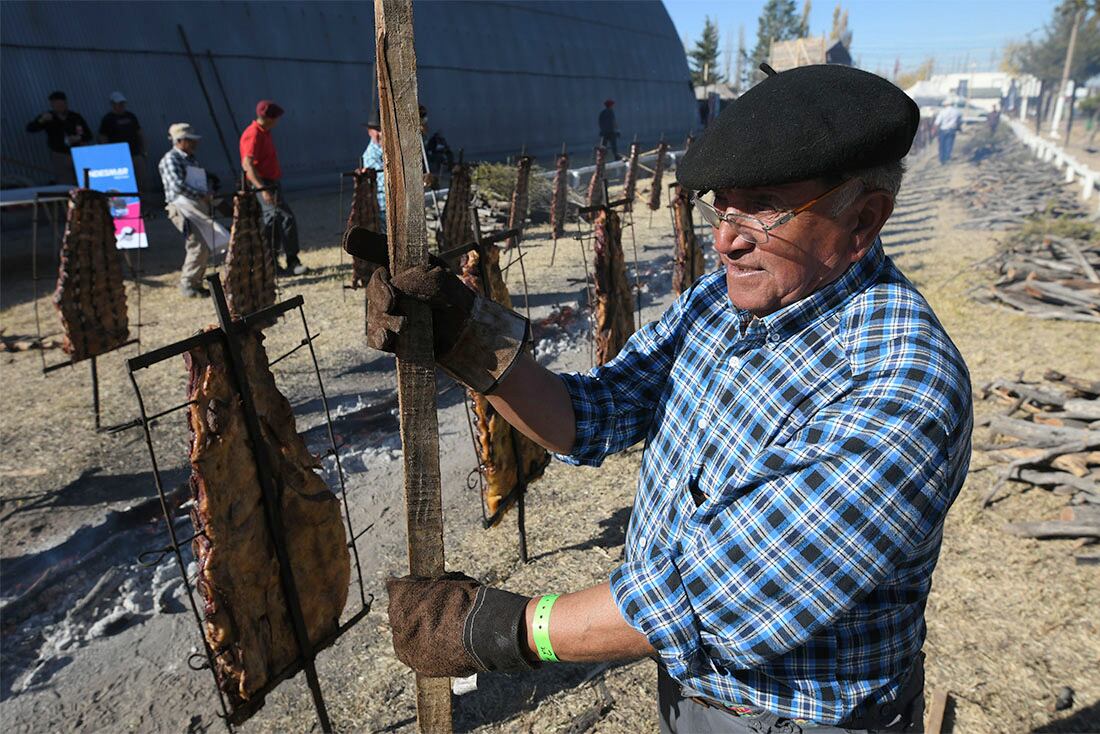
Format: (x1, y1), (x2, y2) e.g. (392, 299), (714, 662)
(224, 192), (276, 320)
(622, 141), (641, 211)
(550, 152), (569, 239)
(437, 161), (475, 251)
(347, 168), (384, 288)
(671, 184), (706, 295)
(53, 189), (129, 362)
(506, 155), (533, 249)
(647, 141), (669, 212)
(585, 145), (607, 220)
(593, 208), (635, 365)
(185, 329), (350, 708)
(459, 246), (549, 521)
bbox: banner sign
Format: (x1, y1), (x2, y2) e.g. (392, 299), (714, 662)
(70, 143), (148, 249)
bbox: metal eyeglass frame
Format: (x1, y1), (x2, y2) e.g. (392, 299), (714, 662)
(690, 178), (856, 245)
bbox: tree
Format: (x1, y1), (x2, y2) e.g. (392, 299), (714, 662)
(689, 16), (725, 86)
(896, 58), (935, 91)
(1005, 0), (1099, 83)
(799, 0), (813, 37)
(830, 2), (853, 49)
(751, 0), (803, 72)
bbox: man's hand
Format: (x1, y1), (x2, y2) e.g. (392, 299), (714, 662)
(386, 573), (532, 678)
(38, 112), (52, 124)
(364, 265), (475, 357)
(261, 190), (275, 205)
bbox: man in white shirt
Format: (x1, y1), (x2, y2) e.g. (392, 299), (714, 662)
(932, 101), (963, 165)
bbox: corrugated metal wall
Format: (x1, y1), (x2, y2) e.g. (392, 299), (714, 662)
(1, 0), (695, 190)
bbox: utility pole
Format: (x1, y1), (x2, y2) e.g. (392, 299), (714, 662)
(373, 0), (452, 731)
(1050, 5), (1084, 138)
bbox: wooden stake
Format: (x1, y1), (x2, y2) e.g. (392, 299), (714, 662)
(374, 1), (453, 731)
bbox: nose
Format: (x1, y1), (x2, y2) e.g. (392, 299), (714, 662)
(712, 222), (755, 259)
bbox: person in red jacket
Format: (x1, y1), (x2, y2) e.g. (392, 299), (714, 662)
(240, 100), (306, 275)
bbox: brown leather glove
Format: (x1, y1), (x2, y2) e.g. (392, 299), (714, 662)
(386, 573), (534, 678)
(347, 225), (531, 394)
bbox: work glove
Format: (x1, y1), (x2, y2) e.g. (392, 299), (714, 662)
(344, 226), (530, 394)
(386, 573), (534, 678)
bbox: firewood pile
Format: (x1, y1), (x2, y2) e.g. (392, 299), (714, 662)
(592, 208), (635, 365)
(224, 192), (276, 320)
(550, 152), (569, 239)
(977, 371), (1100, 564)
(972, 234), (1100, 323)
(346, 168), (383, 288)
(622, 141), (641, 211)
(585, 146), (607, 218)
(506, 155), (533, 248)
(52, 189), (130, 362)
(459, 245), (550, 522)
(647, 140), (669, 212)
(670, 183), (705, 295)
(437, 161), (476, 251)
(954, 137), (1081, 231)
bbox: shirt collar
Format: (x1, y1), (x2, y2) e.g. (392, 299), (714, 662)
(757, 237), (886, 343)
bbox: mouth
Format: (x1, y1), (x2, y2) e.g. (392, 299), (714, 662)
(724, 260), (764, 277)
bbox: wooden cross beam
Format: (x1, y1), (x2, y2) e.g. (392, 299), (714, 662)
(373, 1), (453, 731)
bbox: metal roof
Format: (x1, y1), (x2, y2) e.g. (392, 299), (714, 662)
(2, 0), (696, 190)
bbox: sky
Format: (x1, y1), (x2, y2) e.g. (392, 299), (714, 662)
(663, 0), (1060, 78)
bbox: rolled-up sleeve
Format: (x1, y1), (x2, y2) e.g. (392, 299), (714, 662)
(554, 289), (691, 467)
(610, 379), (965, 681)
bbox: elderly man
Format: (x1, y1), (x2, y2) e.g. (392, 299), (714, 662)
(159, 123), (228, 298)
(240, 100), (306, 275)
(357, 64), (970, 733)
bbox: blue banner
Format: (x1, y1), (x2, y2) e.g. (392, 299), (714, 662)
(70, 143), (147, 249)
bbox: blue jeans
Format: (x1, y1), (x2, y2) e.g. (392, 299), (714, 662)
(937, 130), (957, 164)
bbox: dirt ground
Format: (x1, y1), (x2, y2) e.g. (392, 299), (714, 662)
(1, 127), (1098, 733)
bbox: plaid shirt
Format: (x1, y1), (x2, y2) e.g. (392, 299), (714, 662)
(557, 240), (972, 724)
(158, 146), (206, 203)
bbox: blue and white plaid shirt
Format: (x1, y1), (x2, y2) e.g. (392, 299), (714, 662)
(557, 239), (972, 724)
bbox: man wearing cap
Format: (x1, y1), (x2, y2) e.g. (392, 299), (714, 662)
(99, 92), (148, 191)
(356, 64), (970, 733)
(25, 91), (92, 185)
(159, 123), (229, 298)
(361, 117), (387, 231)
(240, 100), (306, 275)
(599, 99), (620, 159)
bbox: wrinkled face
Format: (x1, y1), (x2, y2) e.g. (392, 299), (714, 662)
(709, 179), (891, 316)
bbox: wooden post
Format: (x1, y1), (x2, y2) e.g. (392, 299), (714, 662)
(374, 1), (453, 731)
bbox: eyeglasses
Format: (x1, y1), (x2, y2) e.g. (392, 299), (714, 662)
(690, 178), (856, 245)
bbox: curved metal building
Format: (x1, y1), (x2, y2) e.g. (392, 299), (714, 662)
(1, 0), (695, 189)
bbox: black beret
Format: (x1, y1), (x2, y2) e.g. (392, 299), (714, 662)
(677, 64), (919, 191)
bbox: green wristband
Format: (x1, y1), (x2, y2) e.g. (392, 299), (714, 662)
(531, 594), (561, 663)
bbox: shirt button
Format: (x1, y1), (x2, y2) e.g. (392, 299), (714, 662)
(698, 417), (709, 430)
(768, 333), (780, 343)
(729, 356), (741, 370)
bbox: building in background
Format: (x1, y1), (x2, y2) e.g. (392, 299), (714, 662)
(768, 37), (851, 74)
(1, 0), (696, 190)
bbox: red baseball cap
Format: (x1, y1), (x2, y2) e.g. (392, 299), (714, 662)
(256, 100), (285, 119)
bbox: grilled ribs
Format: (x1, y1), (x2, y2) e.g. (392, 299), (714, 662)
(347, 168), (383, 289)
(550, 152), (569, 239)
(593, 208), (635, 365)
(224, 192), (276, 320)
(671, 183), (706, 295)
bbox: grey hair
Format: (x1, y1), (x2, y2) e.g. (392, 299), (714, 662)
(826, 159), (906, 216)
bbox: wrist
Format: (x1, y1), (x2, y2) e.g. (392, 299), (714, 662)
(523, 596), (538, 661)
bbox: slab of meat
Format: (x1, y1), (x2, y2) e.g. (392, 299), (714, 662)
(459, 246), (549, 522)
(437, 161), (474, 251)
(53, 189), (129, 363)
(622, 141), (641, 212)
(671, 183), (706, 296)
(347, 168), (383, 288)
(584, 146), (607, 220)
(506, 155), (533, 249)
(593, 208), (635, 365)
(185, 329), (350, 710)
(224, 192), (276, 320)
(550, 152), (569, 239)
(647, 140), (669, 212)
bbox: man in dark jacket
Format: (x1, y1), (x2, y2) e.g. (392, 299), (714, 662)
(599, 99), (619, 159)
(99, 91), (148, 191)
(25, 91), (91, 184)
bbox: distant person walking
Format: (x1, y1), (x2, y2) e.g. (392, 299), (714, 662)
(99, 91), (148, 191)
(599, 99), (619, 159)
(240, 100), (307, 275)
(933, 100), (963, 165)
(361, 116), (387, 231)
(158, 123), (229, 299)
(25, 91), (92, 184)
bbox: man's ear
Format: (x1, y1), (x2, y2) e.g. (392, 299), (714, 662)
(847, 190), (894, 262)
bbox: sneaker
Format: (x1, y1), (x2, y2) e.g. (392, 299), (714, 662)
(180, 285), (209, 298)
(284, 260), (309, 275)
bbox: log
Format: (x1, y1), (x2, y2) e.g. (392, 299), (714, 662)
(1003, 521), (1100, 539)
(926, 689), (950, 734)
(374, 1), (452, 730)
